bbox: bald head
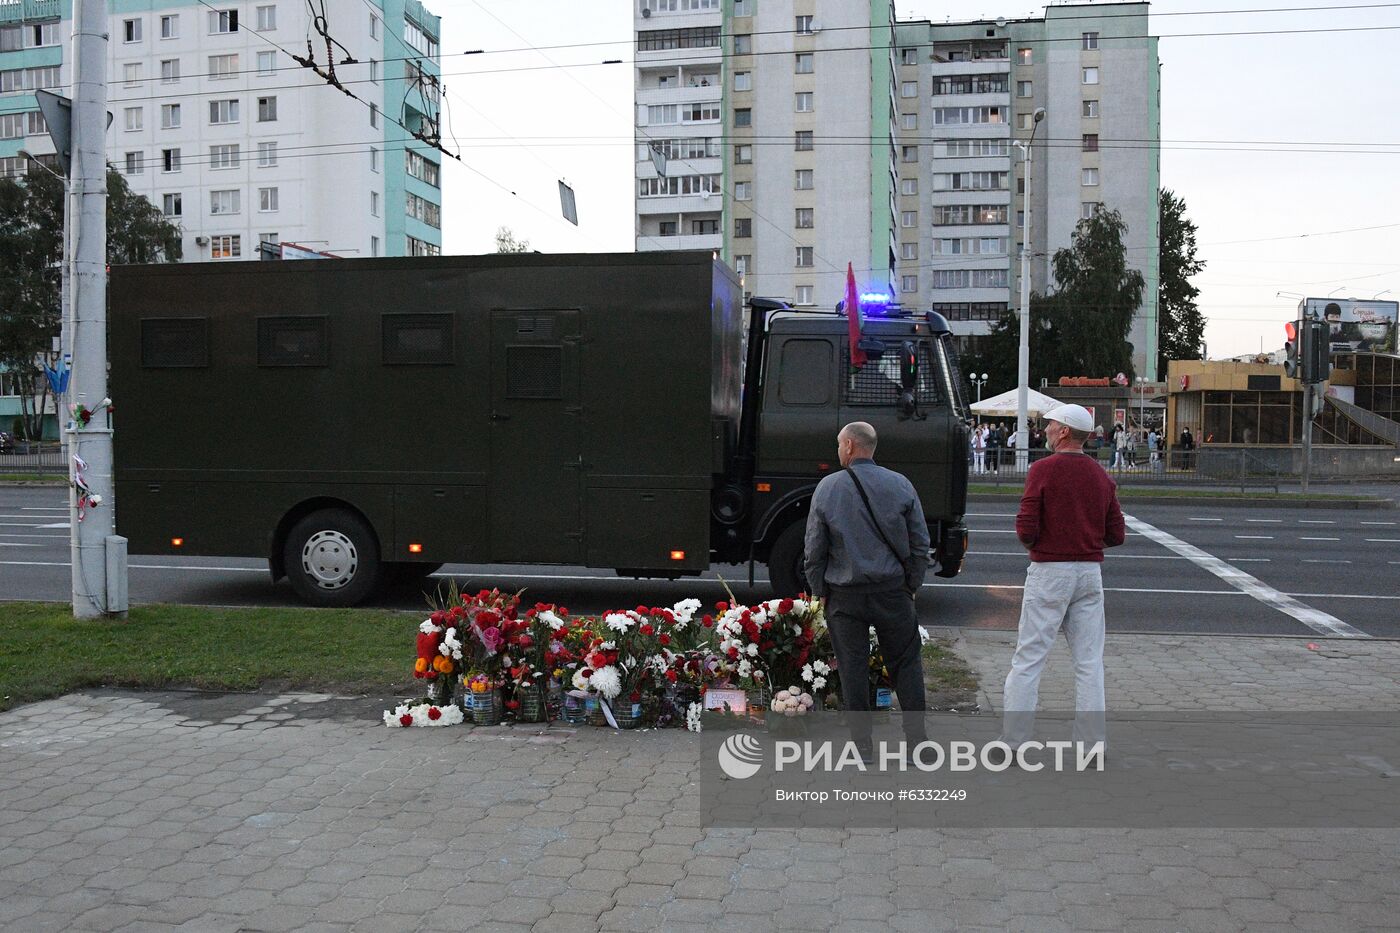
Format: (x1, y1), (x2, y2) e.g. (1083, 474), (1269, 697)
(837, 422), (878, 467)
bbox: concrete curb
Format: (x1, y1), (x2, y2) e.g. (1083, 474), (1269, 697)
(970, 492), (1395, 510)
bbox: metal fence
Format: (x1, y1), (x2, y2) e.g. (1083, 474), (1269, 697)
(969, 447), (1282, 493)
(0, 442), (65, 475)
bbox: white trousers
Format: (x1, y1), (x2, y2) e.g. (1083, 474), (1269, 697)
(1002, 561), (1106, 747)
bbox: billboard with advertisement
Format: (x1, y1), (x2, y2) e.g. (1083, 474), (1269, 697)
(1300, 298), (1398, 354)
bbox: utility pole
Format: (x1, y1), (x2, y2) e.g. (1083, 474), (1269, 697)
(68, 0), (126, 619)
(1012, 107), (1045, 473)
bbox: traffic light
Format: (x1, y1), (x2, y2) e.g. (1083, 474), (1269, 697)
(1302, 319), (1330, 384)
(1283, 321), (1300, 378)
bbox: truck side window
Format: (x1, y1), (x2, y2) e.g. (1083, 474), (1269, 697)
(258, 316), (328, 366)
(382, 313), (453, 365)
(778, 338), (833, 406)
(141, 318), (209, 368)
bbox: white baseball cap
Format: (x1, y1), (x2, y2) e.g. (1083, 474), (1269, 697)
(1043, 403), (1095, 433)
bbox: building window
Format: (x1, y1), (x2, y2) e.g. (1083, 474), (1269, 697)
(734, 70), (750, 91)
(658, 221), (677, 237)
(256, 51), (276, 76)
(161, 148), (181, 172)
(734, 218), (752, 238)
(124, 107), (143, 131)
(901, 145), (917, 163)
(209, 100), (239, 124)
(209, 53), (238, 78)
(902, 48), (917, 66)
(734, 181), (751, 201)
(162, 193), (182, 217)
(124, 152), (143, 175)
(123, 63), (142, 86)
(370, 148), (380, 172)
(406, 236), (440, 257)
(208, 9), (238, 34)
(795, 247), (814, 268)
(123, 18), (141, 43)
(210, 144), (240, 169)
(794, 92), (813, 112)
(1017, 80), (1032, 97)
(795, 52), (813, 74)
(795, 130), (813, 151)
(1018, 113), (1034, 130)
(795, 169), (813, 190)
(733, 0), (750, 14)
(211, 234), (241, 259)
(795, 15), (813, 35)
(1082, 133), (1099, 152)
(681, 102), (722, 123)
(795, 208), (814, 229)
(257, 96), (278, 122)
(901, 81), (917, 98)
(795, 285), (814, 306)
(1082, 31), (1099, 51)
(370, 104), (379, 128)
(370, 191), (380, 216)
(256, 4), (276, 31)
(1081, 202), (1100, 220)
(161, 59), (180, 83)
(1083, 99), (1099, 118)
(161, 15), (179, 39)
(258, 187), (278, 212)
(734, 144), (752, 164)
(902, 275), (918, 294)
(734, 34), (751, 54)
(406, 193), (441, 228)
(901, 210), (917, 228)
(901, 112), (917, 130)
(734, 108), (751, 127)
(1082, 67), (1099, 85)
(1017, 47), (1032, 65)
(257, 142), (278, 167)
(370, 236), (380, 257)
(901, 242), (917, 260)
(900, 178), (918, 196)
(369, 59), (379, 83)
(1082, 167), (1100, 186)
(407, 151), (440, 186)
(210, 189), (241, 215)
(691, 219), (719, 235)
(159, 104), (180, 129)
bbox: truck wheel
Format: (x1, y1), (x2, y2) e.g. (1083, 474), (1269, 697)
(283, 509), (381, 607)
(766, 522), (807, 597)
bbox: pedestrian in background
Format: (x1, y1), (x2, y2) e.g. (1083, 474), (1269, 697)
(972, 424), (987, 474)
(1000, 403), (1124, 759)
(987, 424), (1002, 473)
(804, 422), (930, 754)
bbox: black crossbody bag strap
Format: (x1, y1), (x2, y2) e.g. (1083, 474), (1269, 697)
(846, 468), (906, 569)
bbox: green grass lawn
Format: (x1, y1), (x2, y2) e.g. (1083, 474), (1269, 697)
(0, 474), (66, 484)
(0, 602), (418, 712)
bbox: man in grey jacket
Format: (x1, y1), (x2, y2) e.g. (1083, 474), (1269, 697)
(804, 422), (930, 748)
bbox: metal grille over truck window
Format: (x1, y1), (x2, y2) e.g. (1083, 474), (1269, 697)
(257, 316), (328, 366)
(505, 345), (563, 399)
(514, 315), (554, 339)
(382, 313), (453, 364)
(842, 345), (941, 406)
(140, 318), (209, 368)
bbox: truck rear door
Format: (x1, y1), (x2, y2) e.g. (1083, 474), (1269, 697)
(489, 310), (583, 564)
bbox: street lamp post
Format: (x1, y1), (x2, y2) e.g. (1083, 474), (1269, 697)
(971, 372), (988, 402)
(1012, 107), (1045, 473)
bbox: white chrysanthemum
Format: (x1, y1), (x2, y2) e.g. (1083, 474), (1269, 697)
(419, 619), (441, 634)
(812, 676), (827, 690)
(672, 598), (701, 628)
(814, 659), (831, 676)
(737, 659), (752, 678)
(539, 609), (565, 631)
(746, 643), (758, 657)
(801, 663), (814, 683)
(792, 599), (808, 614)
(685, 701), (703, 733)
(604, 612), (633, 633)
(440, 628), (463, 660)
(590, 665), (622, 699)
(383, 704), (411, 727)
(572, 670), (591, 691)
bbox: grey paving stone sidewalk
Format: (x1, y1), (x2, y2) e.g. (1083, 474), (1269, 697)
(2, 633), (1399, 933)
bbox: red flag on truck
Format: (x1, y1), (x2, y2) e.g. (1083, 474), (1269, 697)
(845, 263), (866, 370)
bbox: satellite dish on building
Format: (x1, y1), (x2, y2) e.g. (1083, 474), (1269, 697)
(641, 7), (651, 16)
(699, 189), (712, 200)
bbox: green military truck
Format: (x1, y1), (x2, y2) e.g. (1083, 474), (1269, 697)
(111, 252), (968, 606)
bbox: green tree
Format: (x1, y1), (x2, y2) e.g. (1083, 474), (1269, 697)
(975, 207), (1144, 395)
(1157, 188), (1206, 375)
(0, 167), (180, 438)
(493, 226), (530, 253)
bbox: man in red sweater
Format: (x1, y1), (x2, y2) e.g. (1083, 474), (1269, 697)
(1002, 403), (1125, 756)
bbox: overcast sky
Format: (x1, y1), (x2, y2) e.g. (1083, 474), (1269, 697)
(436, 0), (1400, 362)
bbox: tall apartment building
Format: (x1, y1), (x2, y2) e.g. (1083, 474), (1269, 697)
(633, 1), (1161, 378)
(0, 0), (443, 261)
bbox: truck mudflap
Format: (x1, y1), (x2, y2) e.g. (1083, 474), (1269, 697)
(933, 521), (969, 579)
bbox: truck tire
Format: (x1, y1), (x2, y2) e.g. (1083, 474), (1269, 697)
(283, 509), (382, 607)
(766, 522), (807, 597)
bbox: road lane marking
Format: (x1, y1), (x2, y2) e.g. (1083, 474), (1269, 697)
(0, 533), (67, 539)
(36, 522), (69, 529)
(1303, 559), (1350, 564)
(1365, 538), (1400, 543)
(1125, 514), (1367, 639)
(1299, 537), (1341, 541)
(19, 507), (68, 511)
(1246, 519), (1283, 523)
(1298, 520), (1336, 525)
(1189, 518), (1223, 522)
(1235, 535), (1274, 539)
(1361, 521), (1397, 526)
(0, 543), (40, 548)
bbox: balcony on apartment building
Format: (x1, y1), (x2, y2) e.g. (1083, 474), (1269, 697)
(0, 0), (60, 24)
(636, 65), (721, 106)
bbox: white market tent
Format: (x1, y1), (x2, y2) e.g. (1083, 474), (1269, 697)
(969, 387), (1064, 419)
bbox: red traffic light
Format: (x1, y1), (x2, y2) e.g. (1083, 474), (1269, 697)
(1284, 321), (1298, 341)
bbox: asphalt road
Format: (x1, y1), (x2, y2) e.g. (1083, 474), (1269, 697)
(2, 485), (1397, 638)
